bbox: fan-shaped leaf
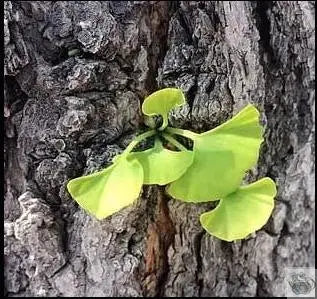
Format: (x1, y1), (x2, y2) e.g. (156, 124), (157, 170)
(200, 177), (276, 241)
(67, 158), (143, 220)
(142, 88), (186, 130)
(167, 104), (264, 202)
(129, 140), (193, 185)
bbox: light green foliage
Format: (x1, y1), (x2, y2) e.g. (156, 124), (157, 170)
(129, 139), (194, 185)
(200, 178), (276, 241)
(67, 87), (276, 242)
(142, 88), (185, 130)
(67, 157), (143, 220)
(166, 105), (264, 202)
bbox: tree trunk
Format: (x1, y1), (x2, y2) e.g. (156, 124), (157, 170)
(4, 1), (315, 297)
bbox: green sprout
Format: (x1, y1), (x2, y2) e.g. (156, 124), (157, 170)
(67, 88), (277, 241)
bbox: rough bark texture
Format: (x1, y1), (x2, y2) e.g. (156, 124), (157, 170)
(4, 1), (315, 297)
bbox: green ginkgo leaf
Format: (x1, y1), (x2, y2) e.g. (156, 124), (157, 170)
(200, 177), (276, 241)
(142, 88), (186, 130)
(67, 158), (143, 220)
(129, 139), (194, 185)
(167, 104), (264, 202)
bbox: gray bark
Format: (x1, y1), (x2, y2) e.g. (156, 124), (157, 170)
(4, 1), (315, 297)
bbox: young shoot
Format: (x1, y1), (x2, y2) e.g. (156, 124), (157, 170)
(67, 88), (277, 241)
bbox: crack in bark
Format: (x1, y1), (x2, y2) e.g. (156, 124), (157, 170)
(186, 77), (198, 113)
(194, 231), (204, 297)
(142, 186), (176, 297)
(254, 1), (276, 66)
(143, 2), (174, 95)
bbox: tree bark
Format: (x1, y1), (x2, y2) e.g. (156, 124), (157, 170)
(4, 1), (315, 297)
